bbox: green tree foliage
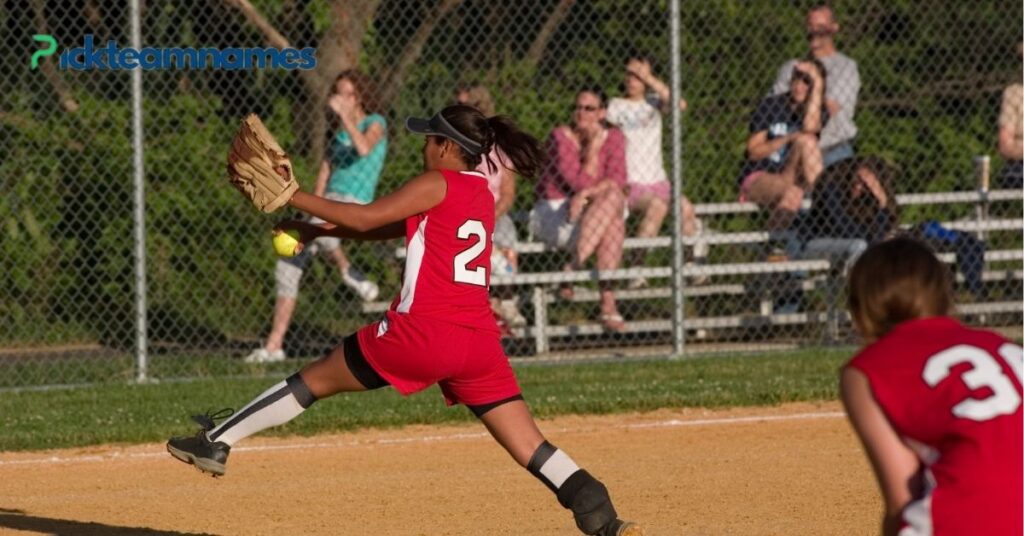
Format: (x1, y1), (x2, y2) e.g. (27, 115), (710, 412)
(1, 0), (1019, 347)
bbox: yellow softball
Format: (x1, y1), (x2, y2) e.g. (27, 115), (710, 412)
(272, 229), (301, 257)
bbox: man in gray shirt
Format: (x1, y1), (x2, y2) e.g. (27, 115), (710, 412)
(772, 4), (860, 167)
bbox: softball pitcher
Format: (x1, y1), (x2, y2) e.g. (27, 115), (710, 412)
(168, 105), (643, 536)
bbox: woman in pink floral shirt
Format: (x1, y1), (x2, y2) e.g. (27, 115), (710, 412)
(532, 87), (628, 332)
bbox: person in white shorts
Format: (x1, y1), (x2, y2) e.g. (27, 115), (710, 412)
(246, 70), (388, 363)
(532, 87), (628, 332)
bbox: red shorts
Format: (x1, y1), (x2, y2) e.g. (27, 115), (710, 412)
(355, 311), (522, 406)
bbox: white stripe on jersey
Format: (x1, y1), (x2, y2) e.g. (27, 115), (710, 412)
(397, 216), (428, 313)
(900, 468), (936, 536)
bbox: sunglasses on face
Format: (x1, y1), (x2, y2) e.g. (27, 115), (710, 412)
(806, 28), (833, 40)
(792, 71), (813, 85)
(574, 105), (601, 112)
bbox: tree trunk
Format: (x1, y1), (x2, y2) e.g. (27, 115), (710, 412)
(221, 0), (381, 159)
(524, 0), (575, 71)
(30, 0), (79, 112)
(376, 0), (463, 111)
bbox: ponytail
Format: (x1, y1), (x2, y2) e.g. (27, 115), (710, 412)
(438, 105), (544, 179)
(486, 115), (544, 180)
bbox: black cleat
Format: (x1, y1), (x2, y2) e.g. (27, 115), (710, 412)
(599, 519), (644, 536)
(166, 410), (233, 477)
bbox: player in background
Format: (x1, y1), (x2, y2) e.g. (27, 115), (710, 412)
(168, 105), (643, 536)
(841, 237), (1022, 536)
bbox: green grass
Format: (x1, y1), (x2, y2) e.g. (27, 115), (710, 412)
(0, 348), (851, 452)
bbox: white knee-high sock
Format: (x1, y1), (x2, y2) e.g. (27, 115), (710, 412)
(207, 373), (317, 446)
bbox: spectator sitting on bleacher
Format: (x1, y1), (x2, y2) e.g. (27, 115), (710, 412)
(533, 87), (628, 332)
(739, 60), (829, 231)
(455, 82), (526, 328)
(802, 157), (988, 299)
(771, 3), (860, 167)
(997, 42), (1023, 189)
(606, 56), (706, 289)
(799, 156), (899, 272)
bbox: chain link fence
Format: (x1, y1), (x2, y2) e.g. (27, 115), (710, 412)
(1, 0), (1021, 388)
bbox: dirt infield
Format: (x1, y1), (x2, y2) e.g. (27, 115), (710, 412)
(0, 401), (879, 535)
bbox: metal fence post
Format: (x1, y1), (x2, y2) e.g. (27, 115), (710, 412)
(131, 0), (148, 383)
(669, 0), (685, 358)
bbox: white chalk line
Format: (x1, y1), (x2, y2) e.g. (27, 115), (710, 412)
(0, 410), (845, 468)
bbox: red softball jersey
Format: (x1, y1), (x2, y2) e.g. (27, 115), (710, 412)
(847, 316), (1023, 536)
(390, 168), (498, 333)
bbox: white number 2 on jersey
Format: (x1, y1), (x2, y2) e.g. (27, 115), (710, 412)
(454, 220), (487, 286)
(923, 343), (1024, 421)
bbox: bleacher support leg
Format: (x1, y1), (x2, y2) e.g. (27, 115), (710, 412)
(533, 286), (548, 354)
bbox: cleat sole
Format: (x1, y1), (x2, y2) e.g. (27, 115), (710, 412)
(166, 443), (226, 476)
(617, 522), (645, 536)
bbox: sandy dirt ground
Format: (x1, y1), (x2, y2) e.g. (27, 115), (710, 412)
(0, 401), (881, 535)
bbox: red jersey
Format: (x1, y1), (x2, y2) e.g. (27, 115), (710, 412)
(390, 169), (498, 333)
(847, 317), (1023, 536)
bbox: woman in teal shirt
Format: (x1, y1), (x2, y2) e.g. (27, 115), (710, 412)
(246, 69), (388, 363)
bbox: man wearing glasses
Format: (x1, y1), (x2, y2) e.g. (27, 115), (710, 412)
(771, 3), (860, 167)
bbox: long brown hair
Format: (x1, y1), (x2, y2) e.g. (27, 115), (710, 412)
(819, 156), (900, 234)
(439, 104), (544, 179)
(331, 69), (379, 113)
(794, 57), (828, 113)
(847, 237), (954, 341)
(327, 69), (379, 137)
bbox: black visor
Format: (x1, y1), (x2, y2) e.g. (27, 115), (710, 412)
(405, 111), (484, 155)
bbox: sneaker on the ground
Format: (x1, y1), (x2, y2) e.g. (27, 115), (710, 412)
(685, 260), (710, 286)
(496, 298), (527, 326)
(627, 277), (648, 290)
(691, 218), (710, 260)
(343, 266), (380, 302)
(243, 347), (286, 363)
(166, 410), (234, 477)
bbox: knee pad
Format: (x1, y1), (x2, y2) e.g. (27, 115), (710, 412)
(556, 470), (618, 535)
(285, 373), (317, 408)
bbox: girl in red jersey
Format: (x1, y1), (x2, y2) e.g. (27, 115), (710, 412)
(167, 105), (642, 536)
(841, 237), (1022, 536)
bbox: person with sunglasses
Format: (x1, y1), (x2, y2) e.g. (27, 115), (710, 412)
(739, 59), (829, 231)
(771, 3), (860, 168)
(533, 87), (628, 332)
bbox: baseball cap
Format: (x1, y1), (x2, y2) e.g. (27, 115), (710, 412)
(405, 110), (484, 155)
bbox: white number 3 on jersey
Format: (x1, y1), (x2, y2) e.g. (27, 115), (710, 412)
(923, 344), (1024, 421)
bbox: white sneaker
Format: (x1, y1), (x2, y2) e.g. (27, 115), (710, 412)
(343, 266), (380, 302)
(691, 218), (709, 260)
(243, 348), (286, 363)
(497, 299), (527, 327)
(685, 262), (710, 286)
(627, 277), (649, 290)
